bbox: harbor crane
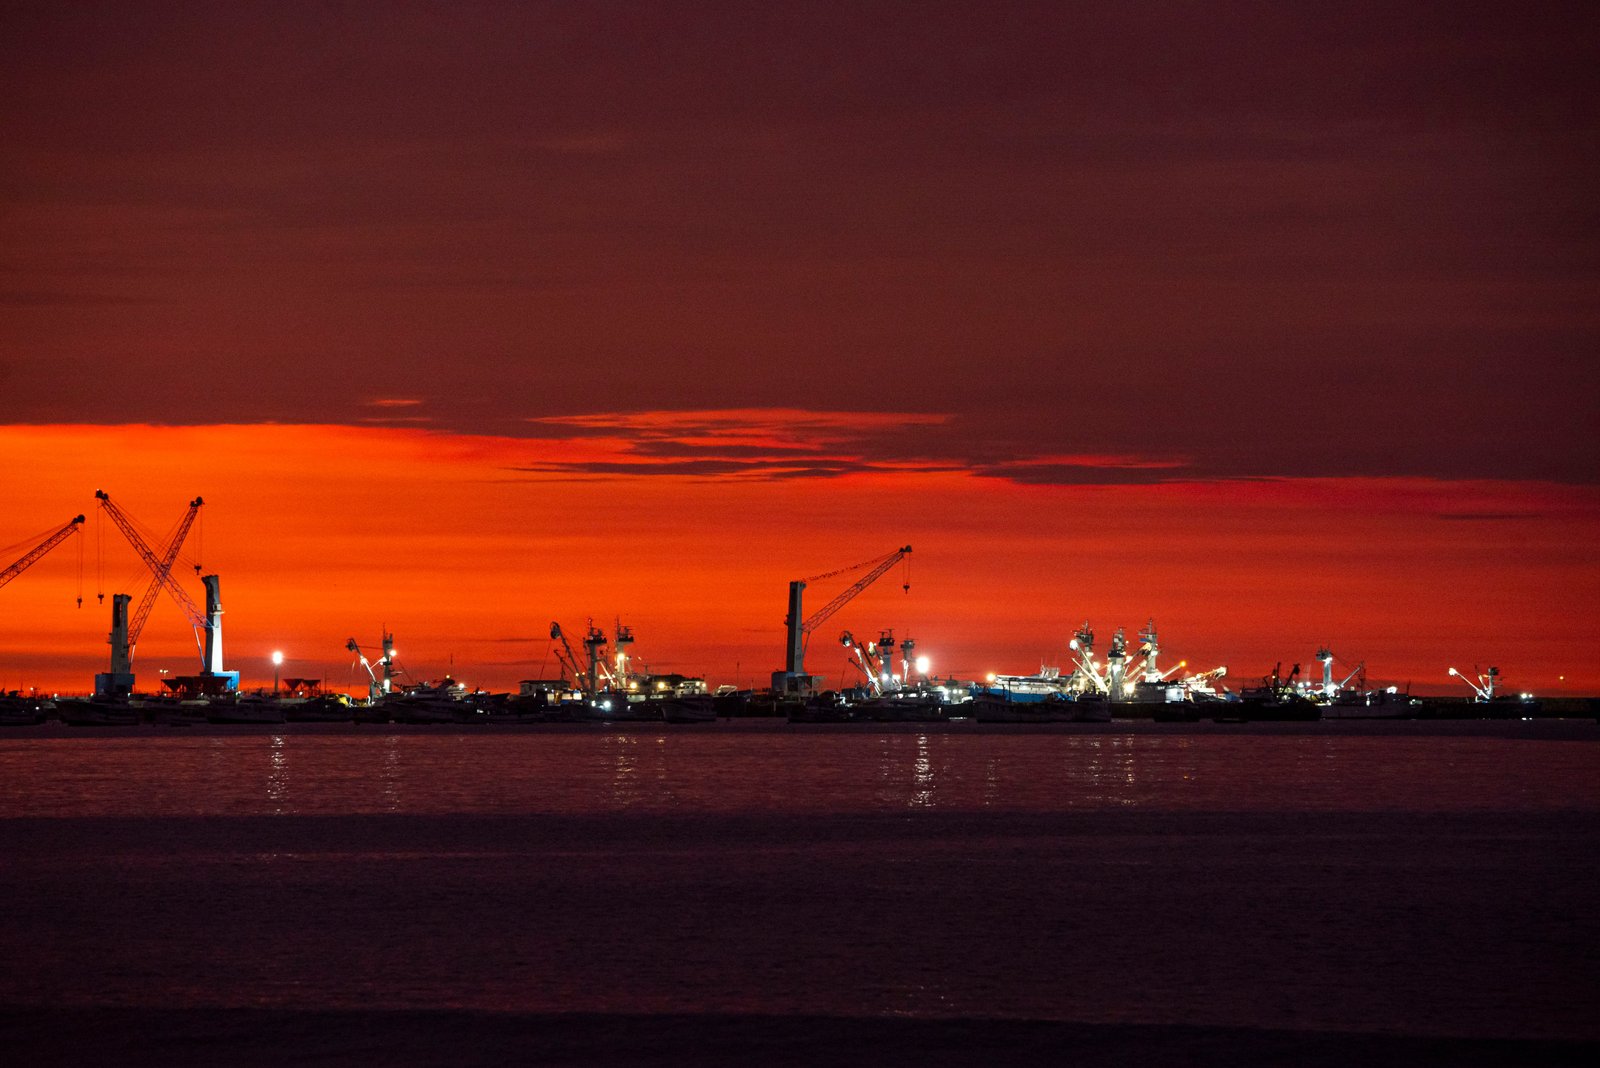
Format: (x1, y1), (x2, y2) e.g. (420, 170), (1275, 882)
(122, 496), (203, 660)
(95, 492), (209, 653)
(774, 545), (911, 694)
(347, 630), (399, 701)
(550, 621), (603, 698)
(1067, 622), (1109, 694)
(0, 514), (84, 592)
(839, 630), (886, 697)
(94, 491), (236, 696)
(1448, 665), (1500, 702)
(1183, 664), (1229, 697)
(1315, 647), (1364, 697)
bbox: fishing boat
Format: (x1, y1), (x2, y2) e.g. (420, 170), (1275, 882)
(0, 693), (47, 726)
(206, 694), (286, 724)
(55, 697), (141, 726)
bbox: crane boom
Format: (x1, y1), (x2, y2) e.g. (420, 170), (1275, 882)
(94, 491), (209, 640)
(0, 515), (84, 591)
(549, 622), (588, 695)
(126, 497), (203, 647)
(800, 545), (912, 634)
(777, 545), (911, 693)
(840, 630), (885, 696)
(347, 639), (379, 684)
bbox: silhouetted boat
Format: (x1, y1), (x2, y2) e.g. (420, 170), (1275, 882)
(0, 693), (47, 726)
(55, 697), (141, 726)
(206, 695), (286, 724)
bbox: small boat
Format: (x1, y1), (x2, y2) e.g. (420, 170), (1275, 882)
(0, 693), (47, 726)
(283, 694), (355, 722)
(206, 695), (286, 725)
(1317, 688), (1416, 720)
(970, 691), (1108, 723)
(850, 694), (954, 722)
(786, 692), (857, 723)
(56, 697), (141, 726)
(383, 678), (479, 724)
(658, 695), (717, 724)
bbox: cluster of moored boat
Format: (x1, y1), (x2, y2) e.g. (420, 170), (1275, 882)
(0, 687), (727, 727)
(0, 614), (1557, 728)
(1, 684), (1556, 727)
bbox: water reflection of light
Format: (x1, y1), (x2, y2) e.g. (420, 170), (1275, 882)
(381, 735), (401, 811)
(1114, 734), (1138, 787)
(910, 733), (934, 808)
(266, 733), (288, 812)
(652, 733), (671, 803)
(608, 733), (639, 807)
(1081, 736), (1104, 805)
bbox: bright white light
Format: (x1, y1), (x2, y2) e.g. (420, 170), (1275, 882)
(271, 650), (284, 666)
(1448, 667), (1459, 676)
(915, 656), (931, 674)
(985, 672), (996, 683)
(1069, 639), (1079, 650)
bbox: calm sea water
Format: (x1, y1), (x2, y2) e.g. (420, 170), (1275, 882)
(3, 722), (1596, 817)
(2, 722), (1596, 1051)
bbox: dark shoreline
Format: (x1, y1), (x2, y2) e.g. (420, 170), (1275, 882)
(3, 1008), (1596, 1068)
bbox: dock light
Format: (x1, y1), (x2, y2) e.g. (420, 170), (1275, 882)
(915, 655), (931, 675)
(271, 650), (284, 694)
(985, 672), (996, 683)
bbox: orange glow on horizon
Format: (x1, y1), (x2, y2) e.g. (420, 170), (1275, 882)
(1, 422), (1596, 697)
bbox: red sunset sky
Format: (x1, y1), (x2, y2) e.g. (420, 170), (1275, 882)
(2, 2), (1596, 695)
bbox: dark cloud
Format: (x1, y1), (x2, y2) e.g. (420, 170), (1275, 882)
(0, 291), (155, 307)
(508, 458), (869, 481)
(1435, 513), (1547, 522)
(2, 1), (1595, 483)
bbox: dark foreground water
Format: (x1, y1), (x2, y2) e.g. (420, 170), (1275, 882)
(2, 721), (1596, 1065)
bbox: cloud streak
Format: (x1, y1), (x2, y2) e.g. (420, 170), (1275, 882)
(507, 409), (1195, 486)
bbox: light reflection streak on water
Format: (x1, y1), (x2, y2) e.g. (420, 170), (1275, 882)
(910, 733), (934, 808)
(381, 735), (401, 812)
(1, 729), (1596, 816)
(266, 734), (288, 813)
(875, 735), (895, 807)
(1117, 735), (1137, 792)
(608, 733), (639, 808)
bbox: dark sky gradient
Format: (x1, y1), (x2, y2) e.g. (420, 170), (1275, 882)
(3, 0), (1597, 482)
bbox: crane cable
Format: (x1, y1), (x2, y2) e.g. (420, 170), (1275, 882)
(95, 508), (104, 604)
(804, 547), (899, 584)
